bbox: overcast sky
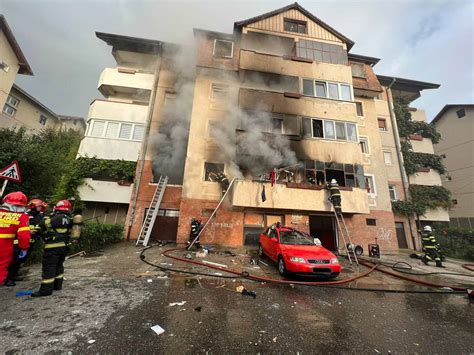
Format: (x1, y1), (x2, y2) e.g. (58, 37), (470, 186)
(1, 0), (473, 120)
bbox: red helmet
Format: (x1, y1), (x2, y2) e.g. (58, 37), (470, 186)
(54, 199), (71, 212)
(2, 191), (27, 207)
(28, 199), (48, 212)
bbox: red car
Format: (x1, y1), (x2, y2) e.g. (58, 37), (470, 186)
(258, 224), (341, 278)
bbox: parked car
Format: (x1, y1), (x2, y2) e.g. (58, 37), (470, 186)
(258, 224), (341, 278)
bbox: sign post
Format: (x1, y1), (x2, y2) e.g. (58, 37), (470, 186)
(0, 160), (22, 198)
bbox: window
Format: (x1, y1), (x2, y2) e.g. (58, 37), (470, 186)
(295, 39), (347, 65)
(366, 218), (377, 226)
(204, 162), (224, 181)
(90, 121), (105, 137)
(364, 175), (376, 195)
(211, 83), (229, 100)
(383, 151), (393, 165)
(272, 118), (284, 134)
(359, 136), (370, 154)
(304, 117), (358, 143)
(304, 160), (365, 187)
(388, 185), (398, 201)
(452, 199), (458, 205)
(355, 102), (364, 116)
(378, 118), (387, 132)
(105, 122), (119, 138)
(284, 18), (307, 34)
(302, 79), (353, 102)
(157, 209), (180, 217)
(119, 123), (133, 139)
(350, 63), (365, 78)
(39, 115), (48, 125)
(3, 95), (19, 117)
(2, 104), (16, 116)
(456, 108), (466, 118)
(6, 95), (19, 108)
(132, 124), (145, 140)
(213, 39), (233, 58)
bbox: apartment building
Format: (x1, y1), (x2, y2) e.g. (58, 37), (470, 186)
(91, 3), (447, 252)
(432, 104), (474, 228)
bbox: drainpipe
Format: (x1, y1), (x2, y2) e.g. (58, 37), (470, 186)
(126, 45), (162, 241)
(385, 79), (417, 250)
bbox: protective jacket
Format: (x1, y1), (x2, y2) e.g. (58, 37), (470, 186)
(421, 231), (438, 250)
(327, 182), (341, 198)
(40, 211), (73, 248)
(0, 205), (30, 284)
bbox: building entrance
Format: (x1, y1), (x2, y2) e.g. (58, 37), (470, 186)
(309, 215), (337, 251)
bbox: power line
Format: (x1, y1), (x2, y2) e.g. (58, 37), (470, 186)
(435, 140), (473, 153)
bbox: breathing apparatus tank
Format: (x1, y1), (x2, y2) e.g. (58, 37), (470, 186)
(71, 214), (83, 239)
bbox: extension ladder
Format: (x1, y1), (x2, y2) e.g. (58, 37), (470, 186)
(136, 176), (168, 247)
(187, 178), (237, 250)
(333, 210), (359, 266)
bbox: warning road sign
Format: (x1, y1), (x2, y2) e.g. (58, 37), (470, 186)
(0, 161), (22, 182)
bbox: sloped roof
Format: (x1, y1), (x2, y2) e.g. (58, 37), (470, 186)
(96, 31), (163, 54)
(0, 15), (33, 75)
(234, 2), (355, 50)
(348, 53), (380, 66)
(11, 84), (57, 119)
(431, 104), (474, 125)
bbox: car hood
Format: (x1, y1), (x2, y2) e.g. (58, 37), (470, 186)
(280, 244), (336, 259)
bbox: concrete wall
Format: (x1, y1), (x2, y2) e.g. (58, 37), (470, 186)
(433, 106), (474, 219)
(88, 99), (148, 124)
(78, 178), (133, 204)
(77, 137), (142, 161)
(0, 31), (20, 111)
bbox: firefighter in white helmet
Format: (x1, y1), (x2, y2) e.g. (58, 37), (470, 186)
(421, 225), (443, 267)
(327, 179), (342, 214)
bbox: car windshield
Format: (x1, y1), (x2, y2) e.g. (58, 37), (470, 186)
(279, 230), (314, 245)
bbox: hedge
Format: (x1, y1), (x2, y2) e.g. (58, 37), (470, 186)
(435, 227), (474, 261)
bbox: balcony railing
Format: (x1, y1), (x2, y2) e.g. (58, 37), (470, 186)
(231, 180), (369, 214)
(88, 100), (148, 124)
(98, 68), (153, 99)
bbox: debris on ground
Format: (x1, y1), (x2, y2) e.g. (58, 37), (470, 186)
(224, 250), (236, 257)
(249, 257), (258, 265)
(196, 251), (207, 258)
(87, 340), (96, 344)
(169, 301), (186, 306)
(258, 259), (268, 266)
(151, 324), (165, 335)
(273, 336), (278, 343)
(147, 279), (153, 283)
(185, 253), (193, 260)
(194, 306), (202, 312)
(236, 285), (257, 298)
(202, 260), (228, 268)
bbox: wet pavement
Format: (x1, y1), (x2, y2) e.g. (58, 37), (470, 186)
(1, 242), (473, 354)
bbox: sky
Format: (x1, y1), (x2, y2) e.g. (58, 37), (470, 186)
(1, 0), (473, 121)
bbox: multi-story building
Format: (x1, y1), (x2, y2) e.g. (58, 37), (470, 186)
(88, 3), (448, 251)
(58, 115), (86, 134)
(432, 104), (474, 228)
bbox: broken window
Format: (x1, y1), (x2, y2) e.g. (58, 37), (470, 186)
(312, 119), (323, 138)
(272, 118), (284, 134)
(284, 18), (307, 34)
(213, 39), (233, 58)
(295, 39), (347, 64)
(351, 63), (366, 78)
(211, 83), (229, 101)
(204, 162), (224, 181)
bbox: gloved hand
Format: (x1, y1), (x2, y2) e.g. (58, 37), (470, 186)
(18, 249), (28, 259)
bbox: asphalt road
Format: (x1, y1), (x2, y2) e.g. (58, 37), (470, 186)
(0, 243), (472, 354)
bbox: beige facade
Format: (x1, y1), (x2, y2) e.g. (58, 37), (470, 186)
(432, 105), (474, 228)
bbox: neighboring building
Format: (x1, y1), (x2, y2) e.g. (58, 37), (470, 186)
(87, 3), (447, 251)
(0, 15), (33, 119)
(432, 104), (474, 228)
(58, 115), (86, 134)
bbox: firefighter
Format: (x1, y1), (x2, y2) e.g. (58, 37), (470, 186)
(209, 172), (230, 196)
(187, 217), (202, 249)
(32, 200), (75, 297)
(421, 225), (443, 267)
(4, 199), (47, 286)
(306, 171), (316, 185)
(0, 191), (30, 285)
(327, 179), (342, 214)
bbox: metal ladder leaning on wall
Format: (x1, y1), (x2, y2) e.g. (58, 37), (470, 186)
(136, 176), (169, 247)
(333, 211), (359, 266)
(187, 177), (237, 250)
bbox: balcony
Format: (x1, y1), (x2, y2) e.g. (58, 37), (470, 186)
(98, 68), (154, 100)
(231, 180), (369, 214)
(77, 137), (141, 161)
(419, 207), (450, 222)
(78, 178), (132, 204)
(239, 50), (352, 84)
(88, 100), (148, 124)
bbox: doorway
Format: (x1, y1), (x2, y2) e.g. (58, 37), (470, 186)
(309, 215), (336, 251)
(145, 208), (179, 242)
(395, 222), (408, 249)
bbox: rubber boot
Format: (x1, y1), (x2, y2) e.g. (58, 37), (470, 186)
(436, 260), (445, 268)
(4, 279), (16, 287)
(31, 291), (52, 298)
(421, 256), (429, 265)
(54, 278), (63, 291)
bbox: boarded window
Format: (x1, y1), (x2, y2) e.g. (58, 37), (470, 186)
(204, 162), (224, 181)
(351, 63), (366, 78)
(383, 151), (393, 165)
(213, 40), (233, 58)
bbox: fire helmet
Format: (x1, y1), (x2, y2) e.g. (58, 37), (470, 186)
(423, 225), (432, 232)
(54, 199), (71, 212)
(2, 191), (27, 207)
(28, 199), (48, 212)
(331, 179), (338, 184)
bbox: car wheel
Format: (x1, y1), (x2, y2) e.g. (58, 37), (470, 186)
(278, 256), (288, 276)
(258, 244), (264, 258)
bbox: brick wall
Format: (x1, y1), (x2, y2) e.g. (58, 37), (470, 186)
(350, 61), (383, 93)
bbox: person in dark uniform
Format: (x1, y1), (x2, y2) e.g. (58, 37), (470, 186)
(327, 179), (342, 214)
(32, 200), (75, 297)
(421, 225), (443, 267)
(187, 218), (202, 249)
(5, 199), (47, 286)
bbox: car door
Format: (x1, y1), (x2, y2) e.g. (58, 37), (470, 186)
(260, 228), (270, 255)
(267, 228), (279, 261)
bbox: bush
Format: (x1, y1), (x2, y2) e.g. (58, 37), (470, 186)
(392, 200), (426, 216)
(435, 227), (474, 261)
(409, 185), (452, 209)
(27, 222), (124, 264)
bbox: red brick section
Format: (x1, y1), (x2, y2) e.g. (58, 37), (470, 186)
(126, 160), (182, 240)
(350, 61), (383, 93)
(409, 134), (423, 141)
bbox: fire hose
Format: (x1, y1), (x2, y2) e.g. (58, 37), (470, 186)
(139, 246), (470, 295)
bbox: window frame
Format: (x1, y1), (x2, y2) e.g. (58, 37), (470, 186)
(301, 78), (354, 102)
(364, 174), (377, 196)
(377, 118), (388, 132)
(350, 63), (366, 78)
(6, 95), (19, 108)
(284, 18), (307, 34)
(388, 185), (398, 201)
(383, 150), (394, 165)
(213, 39), (234, 59)
(87, 119), (145, 141)
(456, 108), (466, 119)
(272, 117), (284, 134)
(39, 115), (48, 126)
(295, 39), (347, 64)
(2, 104), (16, 117)
(203, 162), (225, 182)
(306, 117), (358, 143)
(359, 136), (370, 154)
(210, 83), (229, 101)
(355, 101), (364, 117)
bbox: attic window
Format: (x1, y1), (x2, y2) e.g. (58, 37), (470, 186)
(213, 39), (233, 58)
(284, 18), (307, 34)
(351, 63), (366, 78)
(456, 108), (466, 119)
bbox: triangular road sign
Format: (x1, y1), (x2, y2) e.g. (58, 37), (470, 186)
(0, 160), (22, 183)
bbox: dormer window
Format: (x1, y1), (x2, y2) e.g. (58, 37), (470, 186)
(284, 18), (307, 34)
(213, 39), (233, 58)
